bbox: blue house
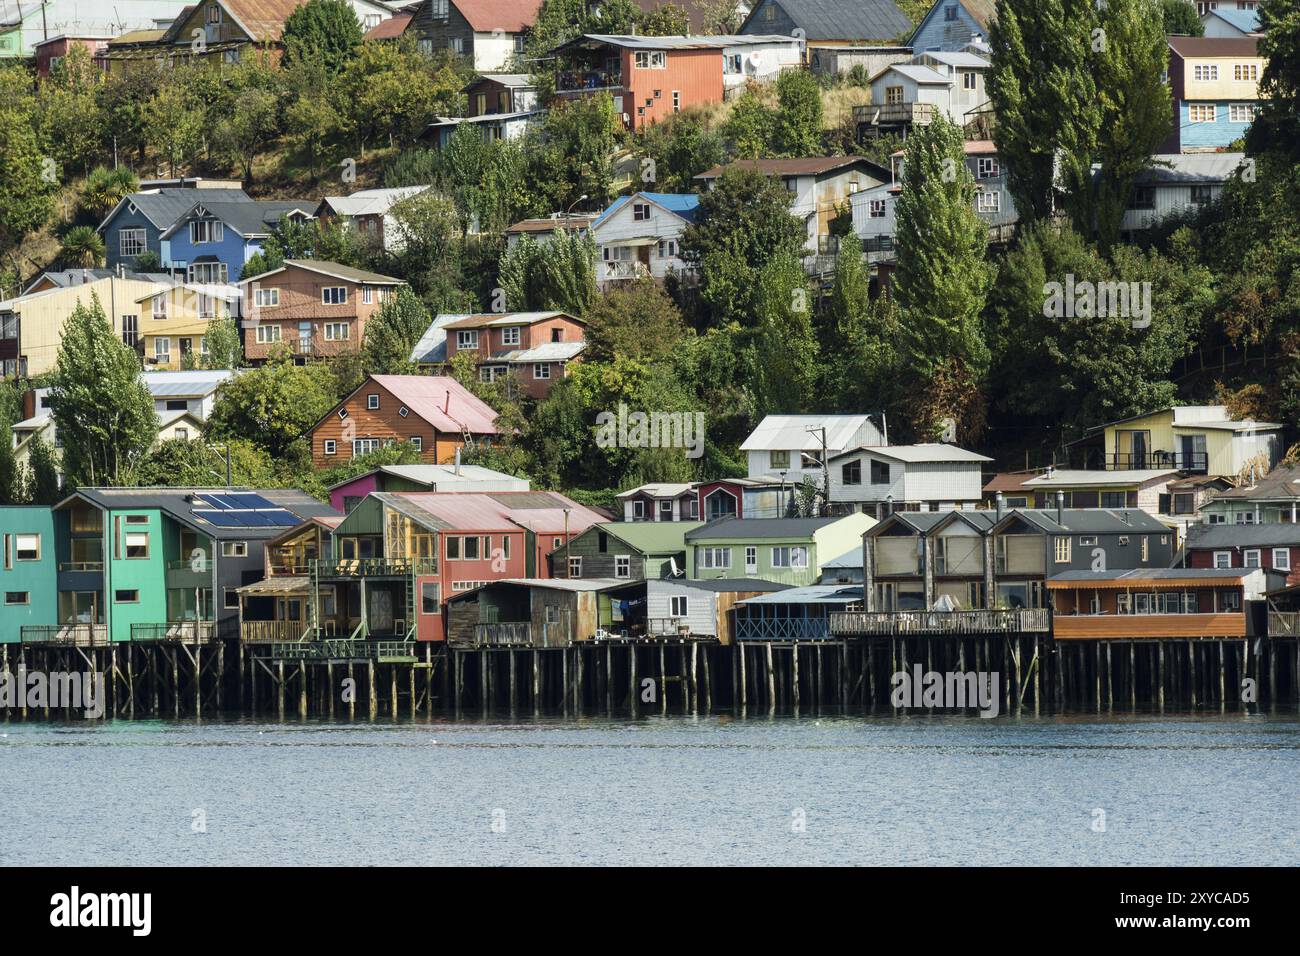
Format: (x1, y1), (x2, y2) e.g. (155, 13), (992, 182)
(0, 506), (57, 642)
(1162, 35), (1265, 153)
(909, 0), (994, 53)
(100, 188), (249, 271)
(161, 198), (315, 283)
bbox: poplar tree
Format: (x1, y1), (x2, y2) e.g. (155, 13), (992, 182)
(361, 287), (431, 375)
(50, 295), (158, 487)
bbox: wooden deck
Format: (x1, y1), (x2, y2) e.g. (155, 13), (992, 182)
(1052, 613), (1245, 640)
(831, 609), (1050, 636)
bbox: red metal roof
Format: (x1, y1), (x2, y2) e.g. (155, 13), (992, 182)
(366, 12), (412, 40)
(456, 0), (544, 33)
(369, 375), (499, 435)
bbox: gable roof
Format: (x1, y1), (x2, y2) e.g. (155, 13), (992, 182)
(367, 11), (412, 39)
(161, 199), (315, 239)
(410, 313), (471, 365)
(1134, 152), (1249, 186)
(828, 442), (992, 464)
(1184, 523), (1300, 550)
(685, 516), (844, 540)
(740, 414), (884, 452)
(589, 520), (704, 553)
(319, 186), (430, 218)
(742, 0), (913, 42)
(98, 188), (251, 234)
(443, 311), (581, 330)
(1021, 469), (1179, 488)
(238, 259), (405, 287)
(326, 463), (530, 493)
(372, 490), (604, 535)
(334, 374), (500, 435)
(990, 508), (1168, 536)
(206, 0), (394, 44)
(1212, 465), (1300, 502)
(140, 369), (237, 399)
(695, 156), (890, 180)
(58, 487), (339, 540)
(593, 192), (701, 229)
(449, 0), (544, 33)
(1202, 7), (1260, 34)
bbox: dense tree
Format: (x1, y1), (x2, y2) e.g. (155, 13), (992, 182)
(213, 60), (282, 184)
(135, 437), (274, 488)
(361, 288), (432, 375)
(583, 277), (689, 363)
(201, 314), (243, 370)
(725, 89), (776, 159)
(891, 116), (993, 438)
(1160, 0), (1204, 36)
(822, 232), (900, 412)
(24, 435), (61, 505)
(498, 231), (597, 316)
(1246, 0), (1300, 164)
(282, 0), (364, 74)
(680, 167), (806, 327)
(0, 107), (57, 252)
(50, 295), (158, 486)
(749, 252), (818, 416)
(0, 407), (19, 503)
(772, 69), (824, 157)
(205, 356), (336, 458)
(638, 110), (727, 192)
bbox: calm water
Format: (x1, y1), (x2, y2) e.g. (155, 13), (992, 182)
(1, 714), (1297, 866)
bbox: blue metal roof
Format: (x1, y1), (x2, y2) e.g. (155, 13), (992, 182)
(593, 192), (701, 229)
(1205, 8), (1259, 33)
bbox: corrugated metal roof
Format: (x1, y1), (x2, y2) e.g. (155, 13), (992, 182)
(1168, 35), (1259, 58)
(377, 491), (603, 535)
(409, 313), (470, 365)
(662, 577), (791, 593)
(829, 442), (992, 464)
(1203, 7), (1260, 33)
(593, 192), (701, 230)
(696, 156), (887, 179)
(1022, 469), (1178, 488)
(595, 520), (703, 552)
(1185, 524), (1300, 549)
(1134, 153), (1250, 186)
(511, 342), (586, 363)
(60, 487), (339, 539)
(366, 375), (499, 435)
(740, 414), (883, 451)
(1048, 568), (1250, 583)
(742, 0), (912, 42)
(140, 369), (237, 398)
(100, 188), (250, 233)
(321, 186), (429, 217)
(1214, 466), (1300, 501)
(686, 516), (842, 540)
(737, 585), (864, 605)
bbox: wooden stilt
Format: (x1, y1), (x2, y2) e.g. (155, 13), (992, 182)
(765, 642), (775, 714)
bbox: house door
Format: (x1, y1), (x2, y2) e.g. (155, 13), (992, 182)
(1130, 431), (1147, 468)
(637, 245), (651, 272)
(368, 589), (394, 634)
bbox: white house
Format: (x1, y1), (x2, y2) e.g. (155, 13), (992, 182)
(411, 0), (542, 73)
(694, 157), (889, 260)
(420, 110), (541, 148)
(827, 443), (992, 518)
(1120, 153), (1246, 235)
(851, 140), (1017, 260)
(316, 186), (431, 253)
(721, 36), (804, 92)
(863, 49), (991, 135)
(140, 368), (236, 422)
(741, 414), (886, 484)
(590, 192), (700, 287)
(1200, 7), (1261, 39)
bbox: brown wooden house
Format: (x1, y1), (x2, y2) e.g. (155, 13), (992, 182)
(309, 374), (500, 468)
(441, 311), (586, 398)
(239, 259), (405, 363)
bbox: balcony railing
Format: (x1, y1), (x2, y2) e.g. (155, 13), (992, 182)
(249, 639), (418, 661)
(241, 620), (310, 642)
(1101, 451), (1209, 473)
(58, 561), (104, 572)
(854, 102), (935, 127)
(166, 558), (213, 572)
(1268, 611), (1300, 637)
(473, 622), (533, 646)
(130, 621), (217, 643)
(734, 616), (834, 642)
(269, 564), (311, 577)
(557, 69), (622, 93)
(831, 608), (1051, 635)
(647, 618), (692, 638)
(21, 624), (110, 646)
(313, 556), (438, 578)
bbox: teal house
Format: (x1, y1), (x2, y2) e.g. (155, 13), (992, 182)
(1, 506), (57, 642)
(685, 514), (876, 587)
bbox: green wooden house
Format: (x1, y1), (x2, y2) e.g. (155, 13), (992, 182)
(1, 506), (57, 642)
(685, 514), (876, 587)
(553, 521), (704, 581)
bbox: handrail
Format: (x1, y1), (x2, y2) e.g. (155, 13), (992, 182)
(830, 608), (1051, 635)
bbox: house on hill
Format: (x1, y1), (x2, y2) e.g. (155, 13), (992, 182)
(591, 192), (700, 286)
(908, 0), (995, 53)
(309, 374), (500, 468)
(410, 0), (543, 71)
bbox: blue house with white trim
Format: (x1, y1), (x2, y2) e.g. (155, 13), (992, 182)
(1162, 35), (1265, 153)
(161, 198), (315, 283)
(100, 188), (249, 271)
(909, 0), (994, 53)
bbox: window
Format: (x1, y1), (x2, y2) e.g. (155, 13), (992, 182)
(1243, 549), (1261, 568)
(1193, 64), (1219, 81)
(632, 203), (651, 221)
(1221, 590), (1241, 611)
(868, 199), (887, 218)
(615, 555), (631, 579)
(771, 546), (808, 569)
(464, 536), (481, 560)
(1189, 103), (1216, 123)
(885, 85), (904, 105)
(962, 71), (977, 90)
(1101, 491), (1127, 509)
(1054, 536), (1071, 564)
(976, 190), (1001, 213)
(446, 536), (460, 560)
(634, 51), (666, 69)
(1140, 536), (1149, 561)
(255, 324), (281, 344)
(569, 556), (582, 577)
(190, 220), (223, 244)
(154, 338), (171, 363)
(841, 460), (862, 486)
(254, 288), (279, 307)
(672, 91), (680, 113)
(1234, 63), (1258, 81)
(1273, 548), (1290, 571)
(410, 437), (422, 451)
(501, 326), (520, 346)
(324, 439), (336, 455)
(870, 460), (891, 485)
(115, 229), (151, 264)
(977, 158), (1000, 178)
(175, 428), (188, 441)
(221, 541), (247, 558)
(115, 590), (139, 603)
(430, 0), (448, 17)
(362, 287), (373, 305)
(670, 595), (688, 618)
(657, 238), (678, 258)
(1229, 103), (1258, 123)
(422, 582), (441, 614)
(456, 330), (479, 349)
(724, 53), (742, 74)
(1235, 511), (1257, 524)
(124, 532), (149, 559)
(367, 394), (380, 410)
(1213, 551), (1232, 569)
(698, 547), (731, 570)
(187, 262), (228, 284)
(770, 450), (790, 469)
(1078, 536), (1098, 547)
(321, 287), (347, 305)
(944, 3), (958, 19)
(324, 322), (349, 341)
(448, 37), (463, 54)
(121, 315), (139, 349)
(15, 534), (39, 561)
(534, 364), (551, 379)
(353, 438), (380, 456)
(745, 546), (757, 573)
(5, 592), (29, 605)
(207, 2), (221, 23)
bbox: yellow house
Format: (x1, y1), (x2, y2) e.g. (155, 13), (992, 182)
(0, 275), (172, 377)
(136, 283), (241, 370)
(1087, 406), (1283, 478)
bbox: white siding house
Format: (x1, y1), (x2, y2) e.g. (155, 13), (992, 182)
(827, 443), (992, 518)
(721, 36), (804, 92)
(1120, 153), (1246, 234)
(863, 50), (991, 134)
(741, 414), (887, 484)
(590, 192), (700, 287)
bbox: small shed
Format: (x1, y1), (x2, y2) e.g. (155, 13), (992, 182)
(645, 578), (790, 644)
(446, 578), (644, 646)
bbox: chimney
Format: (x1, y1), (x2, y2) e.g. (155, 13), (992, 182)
(443, 391), (450, 415)
(454, 447), (461, 476)
(995, 491), (1004, 521)
(1055, 491), (1064, 525)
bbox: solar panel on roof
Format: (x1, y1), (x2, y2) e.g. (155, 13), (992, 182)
(194, 510), (248, 527)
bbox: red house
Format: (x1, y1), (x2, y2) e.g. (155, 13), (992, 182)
(441, 311), (586, 398)
(1184, 524), (1300, 586)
